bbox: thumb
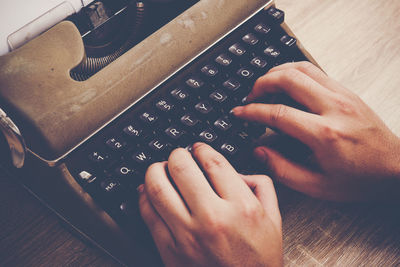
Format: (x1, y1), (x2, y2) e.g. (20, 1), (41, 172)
(254, 146), (324, 198)
(240, 174), (281, 227)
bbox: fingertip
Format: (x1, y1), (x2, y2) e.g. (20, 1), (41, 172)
(190, 142), (211, 158)
(232, 103), (260, 118)
(240, 174), (273, 189)
(168, 146), (191, 162)
(170, 147), (188, 154)
(230, 106), (244, 116)
(254, 146), (269, 163)
(145, 162), (167, 184)
(245, 96), (255, 104)
(191, 142), (206, 150)
(240, 174), (281, 225)
(137, 184), (145, 194)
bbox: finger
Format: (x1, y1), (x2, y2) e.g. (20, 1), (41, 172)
(145, 162), (191, 232)
(191, 142), (254, 200)
(232, 103), (322, 148)
(240, 175), (281, 226)
(138, 184), (175, 255)
(167, 148), (220, 213)
(268, 61), (348, 94)
(254, 146), (324, 199)
(247, 69), (335, 114)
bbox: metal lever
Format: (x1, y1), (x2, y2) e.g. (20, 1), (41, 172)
(0, 108), (26, 168)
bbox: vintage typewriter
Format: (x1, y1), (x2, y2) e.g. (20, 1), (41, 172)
(0, 0), (318, 265)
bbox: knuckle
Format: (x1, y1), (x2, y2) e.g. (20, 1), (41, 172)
(319, 124), (336, 141)
(248, 174), (274, 189)
(268, 65), (279, 72)
(269, 159), (288, 182)
(193, 144), (227, 170)
(243, 103), (259, 113)
(168, 160), (189, 175)
(169, 147), (189, 162)
(202, 154), (227, 171)
(253, 75), (265, 88)
(258, 175), (274, 188)
(200, 210), (228, 237)
(318, 123), (343, 143)
(144, 175), (164, 199)
(148, 183), (164, 200)
(177, 232), (201, 256)
(281, 68), (303, 82)
(144, 162), (164, 185)
(168, 149), (191, 174)
(206, 218), (226, 236)
(280, 68), (314, 92)
(263, 175), (274, 184)
(239, 201), (261, 220)
(270, 104), (288, 123)
(334, 98), (357, 115)
(295, 61), (315, 72)
(145, 162), (162, 176)
(192, 142), (210, 154)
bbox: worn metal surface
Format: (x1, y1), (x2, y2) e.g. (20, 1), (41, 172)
(0, 0), (276, 266)
(0, 0), (270, 162)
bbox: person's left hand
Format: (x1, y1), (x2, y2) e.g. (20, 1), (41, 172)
(138, 143), (282, 267)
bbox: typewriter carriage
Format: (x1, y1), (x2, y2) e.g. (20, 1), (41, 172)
(0, 0), (319, 265)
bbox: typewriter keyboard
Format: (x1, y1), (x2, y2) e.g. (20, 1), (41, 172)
(67, 6), (309, 238)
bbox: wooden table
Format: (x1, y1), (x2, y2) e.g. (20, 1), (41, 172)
(1, 0), (399, 266)
(279, 0), (400, 265)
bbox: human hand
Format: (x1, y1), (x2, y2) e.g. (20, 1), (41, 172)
(232, 61), (400, 202)
(138, 143), (282, 267)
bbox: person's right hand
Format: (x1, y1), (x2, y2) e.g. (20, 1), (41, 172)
(232, 61), (400, 202)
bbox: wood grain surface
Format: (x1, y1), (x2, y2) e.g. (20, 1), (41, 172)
(1, 0), (400, 266)
(278, 0), (400, 266)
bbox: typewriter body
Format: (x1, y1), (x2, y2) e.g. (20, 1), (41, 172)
(0, 0), (318, 265)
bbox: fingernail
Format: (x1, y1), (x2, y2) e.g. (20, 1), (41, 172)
(241, 96), (248, 104)
(230, 106), (243, 116)
(185, 144), (193, 152)
(136, 184), (144, 193)
(191, 142), (203, 150)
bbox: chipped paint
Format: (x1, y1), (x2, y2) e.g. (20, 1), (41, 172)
(177, 15), (195, 31)
(79, 88), (97, 104)
(160, 33), (172, 44)
(69, 104), (81, 113)
(0, 0), (271, 161)
(2, 56), (35, 75)
(132, 51), (152, 66)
